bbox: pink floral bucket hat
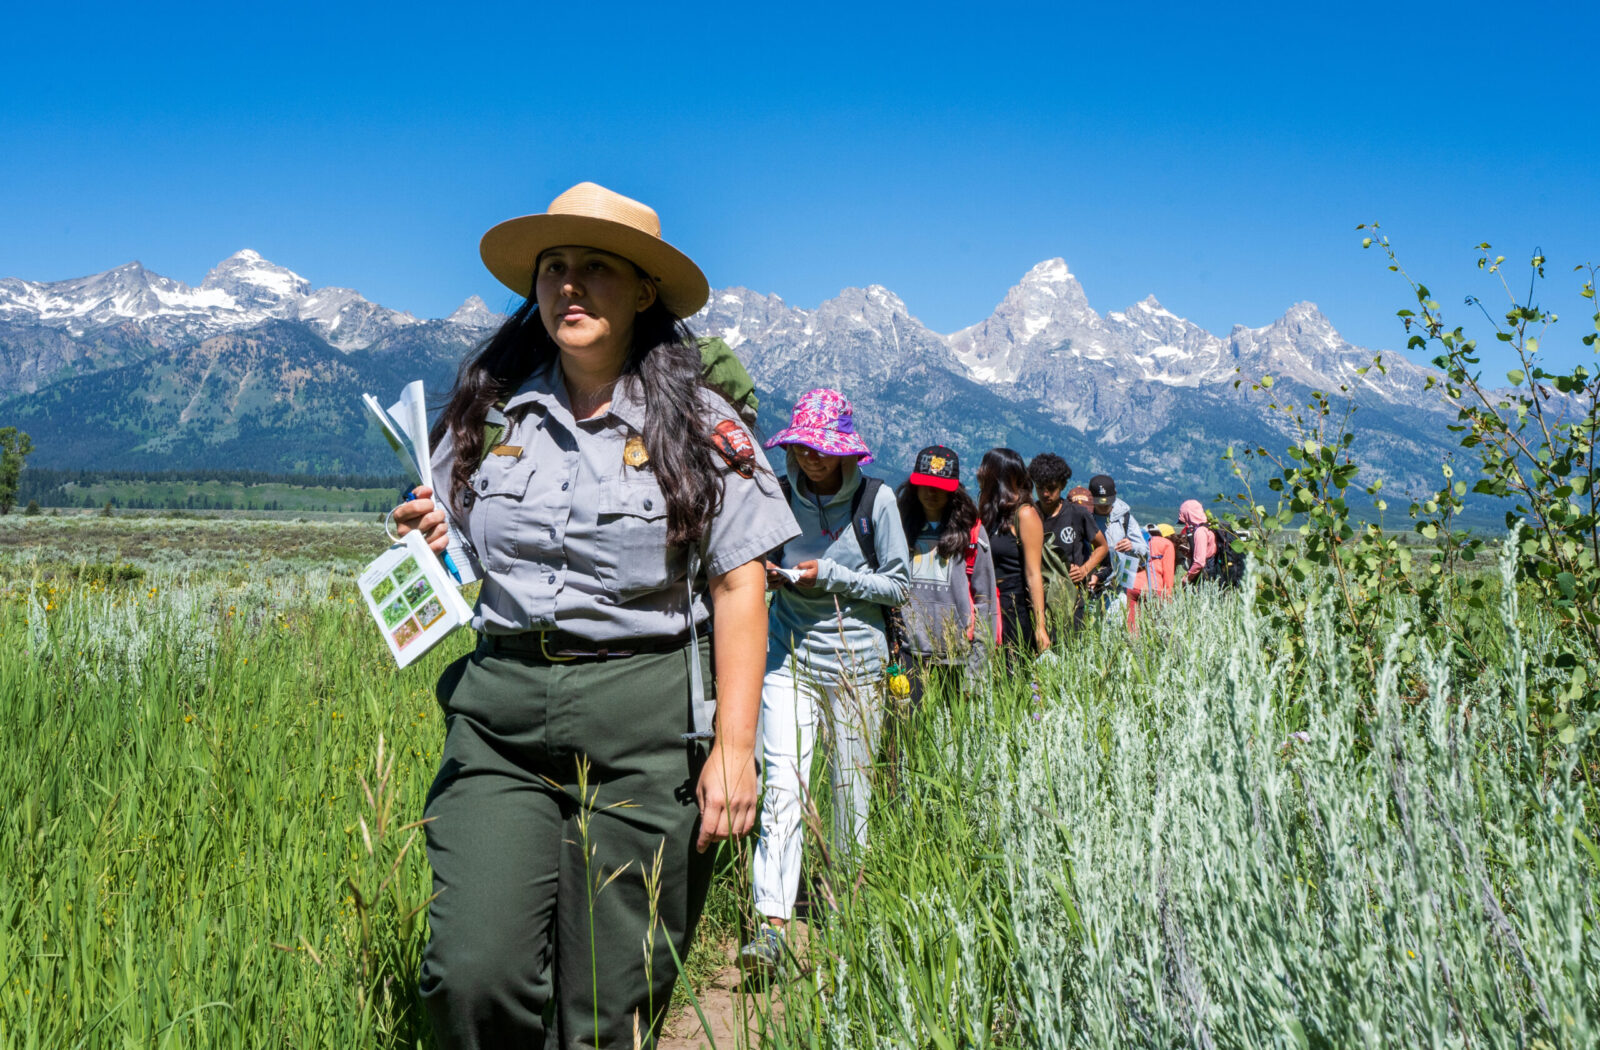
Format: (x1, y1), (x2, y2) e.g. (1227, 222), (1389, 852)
(764, 388), (874, 464)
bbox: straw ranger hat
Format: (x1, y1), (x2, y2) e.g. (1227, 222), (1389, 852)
(479, 182), (710, 317)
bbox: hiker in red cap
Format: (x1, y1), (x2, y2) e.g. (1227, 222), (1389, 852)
(895, 445), (999, 703)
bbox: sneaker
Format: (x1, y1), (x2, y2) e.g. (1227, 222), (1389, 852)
(737, 925), (788, 976)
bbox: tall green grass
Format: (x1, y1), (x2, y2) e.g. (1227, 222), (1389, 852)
(1, 519), (1594, 1047)
(0, 540), (457, 1046)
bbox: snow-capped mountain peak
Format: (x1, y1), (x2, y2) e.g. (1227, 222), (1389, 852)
(947, 258), (1098, 383)
(1011, 258), (1093, 317)
(293, 285), (420, 350)
(1134, 294), (1178, 319)
(0, 252), (470, 351)
(1273, 301), (1339, 342)
(941, 259), (1413, 399)
(199, 250), (312, 308)
(1236, 301), (1345, 361)
(1021, 257), (1074, 284)
(0, 259), (203, 333)
(446, 295), (502, 329)
(1226, 299), (1374, 390)
(819, 285), (917, 330)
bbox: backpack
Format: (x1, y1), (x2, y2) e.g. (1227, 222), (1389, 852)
(1205, 521), (1247, 588)
(1039, 530), (1073, 582)
(697, 336), (760, 426)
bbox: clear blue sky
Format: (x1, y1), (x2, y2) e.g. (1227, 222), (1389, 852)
(3, 1), (1596, 369)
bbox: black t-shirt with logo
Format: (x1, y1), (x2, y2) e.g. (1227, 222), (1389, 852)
(1040, 502), (1101, 576)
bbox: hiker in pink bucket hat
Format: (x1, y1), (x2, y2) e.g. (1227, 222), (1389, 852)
(764, 387), (874, 463)
(742, 386), (908, 975)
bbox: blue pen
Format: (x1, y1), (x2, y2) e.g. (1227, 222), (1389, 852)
(404, 489), (464, 584)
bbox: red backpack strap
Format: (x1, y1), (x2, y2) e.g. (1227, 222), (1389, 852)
(962, 522), (979, 639)
(963, 523), (998, 643)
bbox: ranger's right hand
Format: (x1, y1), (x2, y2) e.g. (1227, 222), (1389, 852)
(393, 484), (451, 553)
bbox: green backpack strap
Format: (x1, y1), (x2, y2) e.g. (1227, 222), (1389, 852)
(698, 336), (760, 424)
(479, 402), (509, 468)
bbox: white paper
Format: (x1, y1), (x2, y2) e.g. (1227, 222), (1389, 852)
(388, 380), (430, 480)
(362, 387), (426, 486)
(362, 380), (479, 586)
(773, 567), (805, 584)
(358, 529), (474, 668)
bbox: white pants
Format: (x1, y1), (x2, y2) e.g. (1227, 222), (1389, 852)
(751, 662), (883, 921)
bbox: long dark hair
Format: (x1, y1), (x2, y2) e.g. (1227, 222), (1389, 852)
(896, 482), (978, 560)
(977, 447), (1033, 536)
(432, 292), (728, 548)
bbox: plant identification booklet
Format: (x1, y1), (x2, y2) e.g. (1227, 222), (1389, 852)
(362, 380), (479, 585)
(359, 529), (474, 668)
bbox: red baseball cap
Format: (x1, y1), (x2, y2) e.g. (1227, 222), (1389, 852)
(909, 445), (960, 492)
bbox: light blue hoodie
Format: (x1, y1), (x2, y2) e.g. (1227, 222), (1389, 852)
(1094, 497), (1148, 592)
(766, 456), (911, 678)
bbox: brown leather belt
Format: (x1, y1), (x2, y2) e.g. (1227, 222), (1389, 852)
(481, 627), (700, 663)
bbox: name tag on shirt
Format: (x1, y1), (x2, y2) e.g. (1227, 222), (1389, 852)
(490, 445), (523, 458)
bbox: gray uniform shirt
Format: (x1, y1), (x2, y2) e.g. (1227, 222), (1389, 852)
(431, 362), (800, 642)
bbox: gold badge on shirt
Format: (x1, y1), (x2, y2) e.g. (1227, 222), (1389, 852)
(623, 434), (650, 469)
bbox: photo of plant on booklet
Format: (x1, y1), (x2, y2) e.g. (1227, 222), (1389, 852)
(357, 529), (473, 668)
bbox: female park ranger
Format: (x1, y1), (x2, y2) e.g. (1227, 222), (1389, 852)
(394, 182), (799, 1049)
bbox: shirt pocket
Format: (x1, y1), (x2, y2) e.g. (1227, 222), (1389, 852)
(594, 480), (671, 599)
(468, 455), (539, 574)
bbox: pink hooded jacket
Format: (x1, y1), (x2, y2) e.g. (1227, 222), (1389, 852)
(1179, 500), (1216, 582)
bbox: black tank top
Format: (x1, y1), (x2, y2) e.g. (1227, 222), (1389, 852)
(991, 523), (1024, 597)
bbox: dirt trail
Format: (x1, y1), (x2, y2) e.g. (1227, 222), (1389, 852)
(658, 961), (762, 1049)
(659, 926), (808, 1050)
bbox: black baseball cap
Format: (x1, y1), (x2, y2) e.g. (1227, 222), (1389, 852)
(1089, 474), (1116, 506)
(910, 445), (960, 492)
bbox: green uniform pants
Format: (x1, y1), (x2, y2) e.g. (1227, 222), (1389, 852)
(419, 637), (715, 1049)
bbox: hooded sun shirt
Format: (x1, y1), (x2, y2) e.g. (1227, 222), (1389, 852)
(1093, 497), (1149, 592)
(1179, 499), (1216, 581)
(766, 457), (911, 679)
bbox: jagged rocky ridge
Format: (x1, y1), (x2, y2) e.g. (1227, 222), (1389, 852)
(0, 250), (457, 361)
(694, 262), (1453, 500)
(0, 253), (1454, 503)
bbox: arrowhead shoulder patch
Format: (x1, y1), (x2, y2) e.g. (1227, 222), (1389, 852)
(709, 419), (758, 478)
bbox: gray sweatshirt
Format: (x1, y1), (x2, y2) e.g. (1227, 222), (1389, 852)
(902, 520), (999, 670)
(766, 458), (911, 678)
